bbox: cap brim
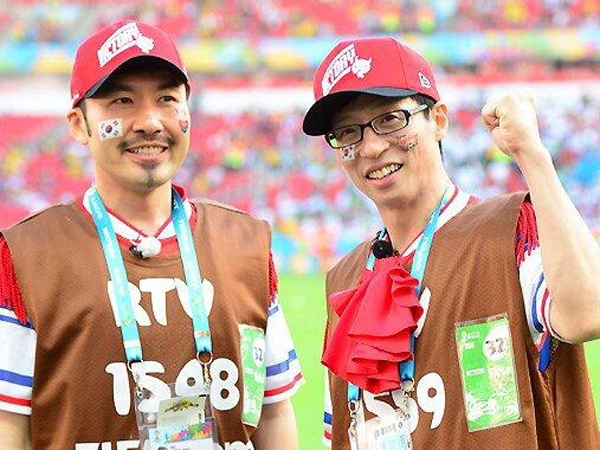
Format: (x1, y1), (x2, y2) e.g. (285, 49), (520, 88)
(302, 87), (418, 136)
(82, 55), (188, 101)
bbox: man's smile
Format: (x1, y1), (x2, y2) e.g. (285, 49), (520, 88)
(124, 145), (168, 155)
(365, 162), (403, 180)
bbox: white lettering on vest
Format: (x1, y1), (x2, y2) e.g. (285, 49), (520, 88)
(106, 358), (240, 416)
(415, 287), (431, 337)
(363, 371), (446, 431)
(139, 278), (176, 325)
(106, 277), (215, 328)
(107, 281), (150, 327)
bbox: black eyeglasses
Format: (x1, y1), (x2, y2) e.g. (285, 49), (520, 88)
(325, 104), (428, 149)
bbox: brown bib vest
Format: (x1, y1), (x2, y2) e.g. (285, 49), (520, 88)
(3, 199), (272, 449)
(325, 193), (599, 449)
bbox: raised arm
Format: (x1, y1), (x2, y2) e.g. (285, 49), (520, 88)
(482, 92), (600, 343)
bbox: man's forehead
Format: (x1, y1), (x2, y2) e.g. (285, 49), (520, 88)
(333, 94), (417, 125)
(108, 68), (182, 89)
(89, 62), (185, 100)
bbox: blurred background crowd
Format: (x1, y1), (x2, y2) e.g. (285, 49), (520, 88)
(1, 0), (599, 274)
(2, 0), (599, 41)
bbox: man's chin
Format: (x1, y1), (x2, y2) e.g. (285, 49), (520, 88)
(368, 189), (410, 210)
(123, 173), (172, 192)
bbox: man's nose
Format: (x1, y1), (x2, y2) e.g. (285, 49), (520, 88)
(131, 102), (165, 135)
(358, 126), (390, 159)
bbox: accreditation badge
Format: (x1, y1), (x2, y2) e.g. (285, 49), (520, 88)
(350, 409), (413, 450)
(239, 324), (266, 427)
(135, 381), (219, 450)
(455, 314), (522, 432)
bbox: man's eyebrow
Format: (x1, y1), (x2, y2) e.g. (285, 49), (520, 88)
(95, 82), (135, 97)
(158, 79), (183, 91)
(332, 114), (360, 128)
(94, 78), (183, 98)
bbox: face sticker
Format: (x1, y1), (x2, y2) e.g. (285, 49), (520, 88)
(179, 120), (189, 134)
(397, 132), (419, 151)
(98, 118), (123, 140)
(176, 106), (189, 134)
(340, 145), (356, 161)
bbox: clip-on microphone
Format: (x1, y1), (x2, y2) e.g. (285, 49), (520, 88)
(372, 229), (394, 259)
(129, 235), (162, 258)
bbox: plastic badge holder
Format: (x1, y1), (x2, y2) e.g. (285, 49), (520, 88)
(350, 409), (413, 450)
(455, 313), (522, 432)
(135, 382), (219, 450)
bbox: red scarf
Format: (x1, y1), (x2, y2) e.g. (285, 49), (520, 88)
(322, 256), (423, 393)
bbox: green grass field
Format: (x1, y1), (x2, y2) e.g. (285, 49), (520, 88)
(279, 274), (600, 449)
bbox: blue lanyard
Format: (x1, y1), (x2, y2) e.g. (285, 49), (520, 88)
(347, 188), (450, 402)
(89, 187), (211, 363)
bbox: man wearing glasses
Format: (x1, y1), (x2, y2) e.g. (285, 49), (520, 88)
(303, 37), (600, 449)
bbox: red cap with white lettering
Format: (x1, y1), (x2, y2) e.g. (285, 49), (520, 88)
(303, 37), (439, 136)
(70, 19), (188, 108)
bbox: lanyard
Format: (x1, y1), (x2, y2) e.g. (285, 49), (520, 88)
(347, 188), (450, 403)
(89, 187), (211, 365)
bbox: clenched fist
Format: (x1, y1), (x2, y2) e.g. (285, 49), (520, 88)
(482, 92), (546, 161)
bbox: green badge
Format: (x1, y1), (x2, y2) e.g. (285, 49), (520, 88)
(455, 314), (522, 432)
(239, 324), (266, 427)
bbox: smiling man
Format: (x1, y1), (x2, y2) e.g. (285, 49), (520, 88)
(303, 37), (600, 449)
(0, 20), (302, 450)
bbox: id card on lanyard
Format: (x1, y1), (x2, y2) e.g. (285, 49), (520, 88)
(89, 187), (218, 449)
(348, 188), (450, 450)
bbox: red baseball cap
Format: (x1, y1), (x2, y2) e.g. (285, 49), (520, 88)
(70, 19), (188, 108)
(303, 37), (440, 136)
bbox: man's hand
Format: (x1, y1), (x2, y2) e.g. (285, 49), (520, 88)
(481, 92), (545, 162)
(481, 92), (600, 343)
(251, 399), (298, 450)
(0, 410), (31, 450)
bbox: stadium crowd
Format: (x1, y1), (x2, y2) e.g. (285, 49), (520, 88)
(1, 83), (599, 273)
(2, 0), (599, 43)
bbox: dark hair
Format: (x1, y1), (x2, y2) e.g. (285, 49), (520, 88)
(78, 101), (91, 136)
(409, 93), (443, 155)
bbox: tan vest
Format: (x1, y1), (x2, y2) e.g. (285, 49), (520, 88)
(3, 200), (271, 449)
(325, 193), (599, 449)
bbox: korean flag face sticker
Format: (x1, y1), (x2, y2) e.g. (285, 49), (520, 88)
(98, 118), (123, 140)
(176, 106), (189, 134)
(340, 145), (356, 161)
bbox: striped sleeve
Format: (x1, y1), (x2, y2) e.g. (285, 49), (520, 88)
(0, 307), (36, 414)
(0, 237), (36, 414)
(323, 368), (333, 447)
(516, 200), (560, 372)
(263, 296), (304, 403)
(263, 254), (303, 403)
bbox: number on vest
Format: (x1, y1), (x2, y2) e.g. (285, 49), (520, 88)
(210, 357), (240, 411)
(363, 371), (446, 431)
(106, 358), (241, 415)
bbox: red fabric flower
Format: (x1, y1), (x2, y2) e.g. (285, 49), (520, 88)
(322, 256), (423, 393)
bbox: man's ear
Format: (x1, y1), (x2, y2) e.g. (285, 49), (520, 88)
(66, 106), (91, 145)
(431, 101), (449, 141)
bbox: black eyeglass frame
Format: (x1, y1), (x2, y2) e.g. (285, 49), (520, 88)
(325, 104), (429, 149)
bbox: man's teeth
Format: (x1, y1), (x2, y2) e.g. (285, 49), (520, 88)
(367, 163), (402, 180)
(128, 146), (164, 155)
